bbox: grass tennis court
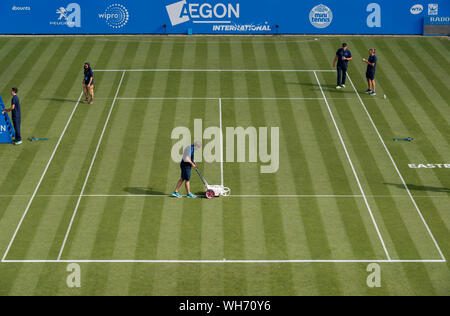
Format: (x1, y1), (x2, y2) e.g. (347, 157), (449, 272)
(0, 35), (449, 295)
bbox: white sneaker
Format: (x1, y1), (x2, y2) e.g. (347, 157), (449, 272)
(14, 140), (22, 145)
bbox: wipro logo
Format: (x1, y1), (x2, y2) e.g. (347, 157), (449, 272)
(166, 0), (240, 26)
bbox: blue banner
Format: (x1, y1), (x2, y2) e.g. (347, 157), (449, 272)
(1, 0), (449, 34)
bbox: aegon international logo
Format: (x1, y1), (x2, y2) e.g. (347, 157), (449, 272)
(166, 0), (240, 26)
(410, 4), (424, 15)
(99, 4), (130, 29)
(309, 4), (333, 29)
(50, 3), (81, 28)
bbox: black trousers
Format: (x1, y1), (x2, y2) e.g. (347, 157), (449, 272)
(12, 116), (21, 142)
(337, 66), (348, 86)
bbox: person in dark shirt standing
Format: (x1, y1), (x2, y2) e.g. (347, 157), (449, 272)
(172, 141), (202, 198)
(83, 62), (95, 104)
(2, 87), (22, 145)
(363, 48), (377, 96)
(332, 43), (352, 89)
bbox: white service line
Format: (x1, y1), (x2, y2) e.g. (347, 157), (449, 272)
(313, 71), (391, 261)
(219, 98), (224, 186)
(1, 91), (85, 263)
(57, 71), (126, 261)
(1, 259), (446, 264)
(95, 69), (337, 73)
(115, 97), (328, 100)
(347, 73), (446, 262)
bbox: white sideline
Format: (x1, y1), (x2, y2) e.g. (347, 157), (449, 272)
(57, 71), (126, 261)
(95, 69), (337, 73)
(1, 91), (85, 263)
(1, 259), (446, 264)
(313, 71), (391, 261)
(347, 74), (446, 262)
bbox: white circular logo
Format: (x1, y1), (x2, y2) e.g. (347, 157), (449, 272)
(410, 4), (424, 15)
(102, 4), (129, 28)
(309, 4), (333, 29)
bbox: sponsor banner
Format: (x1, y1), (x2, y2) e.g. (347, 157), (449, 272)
(425, 16), (450, 24)
(0, 0), (449, 34)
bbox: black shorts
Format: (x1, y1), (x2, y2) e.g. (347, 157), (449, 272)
(366, 71), (375, 80)
(180, 163), (192, 181)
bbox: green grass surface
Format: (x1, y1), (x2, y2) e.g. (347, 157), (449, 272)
(0, 35), (449, 295)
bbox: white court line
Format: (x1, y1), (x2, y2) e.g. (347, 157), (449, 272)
(116, 97), (328, 100)
(1, 259), (446, 264)
(57, 71), (126, 261)
(95, 69), (337, 73)
(314, 71), (391, 261)
(1, 91), (85, 263)
(1, 194), (448, 198)
(347, 74), (446, 262)
(219, 98), (224, 186)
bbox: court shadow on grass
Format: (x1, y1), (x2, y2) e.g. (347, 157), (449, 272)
(194, 191), (208, 199)
(384, 183), (450, 194)
(123, 187), (166, 195)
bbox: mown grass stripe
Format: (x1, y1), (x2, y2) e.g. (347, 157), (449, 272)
(147, 39), (188, 295)
(412, 38), (450, 88)
(174, 39), (207, 295)
(425, 38), (450, 72)
(1, 38), (102, 294)
(250, 40), (296, 294)
(126, 39), (165, 295)
(0, 38), (38, 93)
(220, 38), (247, 295)
(367, 39), (449, 188)
(101, 41), (157, 296)
(394, 39), (449, 123)
(374, 39), (450, 145)
(86, 43), (141, 262)
(348, 38), (441, 294)
(281, 40), (347, 295)
(266, 39), (349, 293)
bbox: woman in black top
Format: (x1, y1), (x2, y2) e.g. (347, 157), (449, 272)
(83, 62), (95, 104)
